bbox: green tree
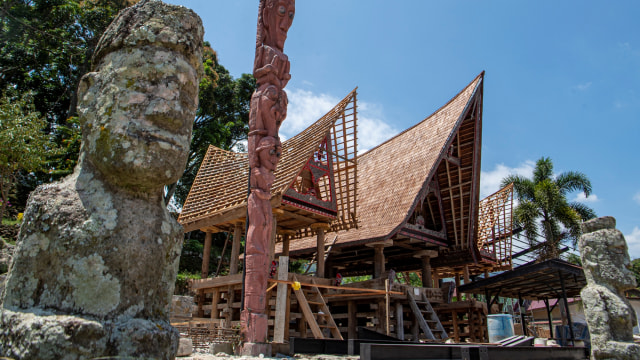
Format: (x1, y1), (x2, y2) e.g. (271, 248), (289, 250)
(0, 91), (61, 221)
(501, 157), (596, 260)
(1, 0), (137, 205)
(167, 44), (255, 207)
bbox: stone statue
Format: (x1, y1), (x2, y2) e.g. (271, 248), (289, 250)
(0, 1), (203, 358)
(579, 216), (640, 360)
(242, 0), (294, 355)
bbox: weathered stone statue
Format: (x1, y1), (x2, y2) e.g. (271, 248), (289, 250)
(579, 216), (640, 360)
(0, 1), (203, 358)
(242, 0), (294, 355)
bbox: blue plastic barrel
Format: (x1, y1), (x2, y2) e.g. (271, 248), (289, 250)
(487, 314), (515, 343)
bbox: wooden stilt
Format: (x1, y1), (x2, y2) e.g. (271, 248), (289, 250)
(201, 231), (212, 279)
(230, 222), (242, 275)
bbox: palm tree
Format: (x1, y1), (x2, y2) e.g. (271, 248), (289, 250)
(501, 157), (596, 260)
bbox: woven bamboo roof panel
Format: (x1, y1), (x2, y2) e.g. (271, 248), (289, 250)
(283, 74), (483, 255)
(179, 89), (359, 233)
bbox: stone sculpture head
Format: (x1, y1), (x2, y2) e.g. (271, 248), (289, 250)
(262, 0), (295, 51)
(256, 136), (282, 171)
(579, 216), (637, 291)
(76, 0), (204, 193)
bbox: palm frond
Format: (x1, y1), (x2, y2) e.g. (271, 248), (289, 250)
(556, 171), (592, 197)
(533, 157), (553, 184)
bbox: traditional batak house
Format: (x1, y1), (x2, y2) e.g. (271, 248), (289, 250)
(177, 72), (515, 345)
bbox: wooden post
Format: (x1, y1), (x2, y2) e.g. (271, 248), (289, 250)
(463, 265), (471, 284)
(396, 302), (404, 340)
(316, 228), (325, 278)
(411, 312), (419, 340)
(367, 239), (392, 279)
(348, 300), (357, 340)
(201, 231), (212, 279)
(455, 273), (461, 301)
(385, 279), (390, 336)
(374, 245), (385, 279)
(311, 223), (331, 278)
(230, 222), (242, 275)
(282, 234), (290, 256)
(274, 256), (289, 343)
(414, 250), (438, 288)
(270, 215), (277, 262)
(211, 288), (220, 320)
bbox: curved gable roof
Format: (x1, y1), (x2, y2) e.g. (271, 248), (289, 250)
(285, 73), (484, 253)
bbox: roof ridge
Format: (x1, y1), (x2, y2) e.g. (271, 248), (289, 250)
(359, 72), (484, 158)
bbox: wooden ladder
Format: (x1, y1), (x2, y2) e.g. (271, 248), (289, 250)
(292, 276), (343, 340)
(406, 289), (448, 341)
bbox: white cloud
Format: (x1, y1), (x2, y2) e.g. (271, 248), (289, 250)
(625, 227), (640, 260)
(480, 161), (535, 198)
(283, 88), (399, 152)
(573, 82), (592, 91)
(573, 192), (599, 203)
(358, 115), (398, 153)
(282, 88), (337, 138)
(634, 192), (640, 205)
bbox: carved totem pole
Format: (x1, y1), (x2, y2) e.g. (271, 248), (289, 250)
(241, 0), (294, 354)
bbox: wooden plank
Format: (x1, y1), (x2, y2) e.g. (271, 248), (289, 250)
(191, 273), (243, 290)
(274, 256), (289, 343)
(293, 275), (324, 339)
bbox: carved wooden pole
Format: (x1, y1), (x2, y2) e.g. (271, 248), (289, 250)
(241, 0), (295, 354)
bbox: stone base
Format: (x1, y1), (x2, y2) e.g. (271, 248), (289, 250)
(0, 309), (178, 360)
(210, 341), (234, 355)
(240, 342), (271, 357)
(177, 337), (193, 357)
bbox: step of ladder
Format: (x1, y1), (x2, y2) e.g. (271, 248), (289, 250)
(291, 275), (343, 340)
(406, 289), (448, 341)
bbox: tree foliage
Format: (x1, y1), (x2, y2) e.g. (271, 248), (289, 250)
(0, 90), (61, 220)
(501, 157), (596, 260)
(1, 0), (137, 205)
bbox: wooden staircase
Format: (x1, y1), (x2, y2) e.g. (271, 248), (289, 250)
(292, 276), (343, 340)
(406, 289), (448, 341)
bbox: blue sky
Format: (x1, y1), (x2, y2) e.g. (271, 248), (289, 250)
(166, 1), (640, 257)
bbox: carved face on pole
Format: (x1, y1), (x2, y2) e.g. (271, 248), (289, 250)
(77, 47), (199, 192)
(256, 136), (282, 172)
(263, 0), (295, 51)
